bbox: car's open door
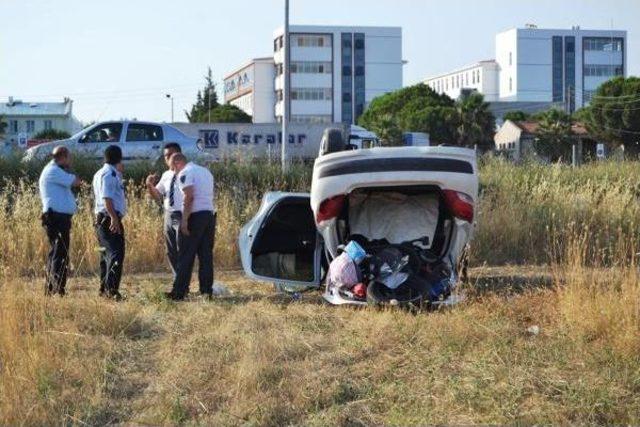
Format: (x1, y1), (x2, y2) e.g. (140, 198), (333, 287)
(239, 192), (322, 292)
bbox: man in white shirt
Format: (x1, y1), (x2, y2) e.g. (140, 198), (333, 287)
(145, 143), (183, 277)
(38, 146), (83, 296)
(165, 153), (216, 300)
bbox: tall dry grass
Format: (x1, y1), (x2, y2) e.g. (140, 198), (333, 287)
(0, 157), (639, 424)
(0, 158), (311, 280)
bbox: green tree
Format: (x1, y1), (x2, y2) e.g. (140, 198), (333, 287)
(33, 129), (71, 140)
(456, 92), (496, 150)
(503, 110), (529, 122)
(185, 67), (220, 123)
(358, 84), (458, 145)
(582, 76), (640, 156)
(207, 104), (252, 123)
(534, 109), (574, 162)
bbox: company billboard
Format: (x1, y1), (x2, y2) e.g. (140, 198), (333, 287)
(172, 122), (346, 160)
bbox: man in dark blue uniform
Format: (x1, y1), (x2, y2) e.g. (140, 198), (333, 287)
(92, 145), (127, 300)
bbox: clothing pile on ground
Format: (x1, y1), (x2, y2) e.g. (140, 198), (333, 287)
(326, 236), (454, 308)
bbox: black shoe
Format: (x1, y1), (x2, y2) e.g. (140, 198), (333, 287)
(200, 292), (213, 301)
(101, 290), (123, 301)
(164, 291), (185, 301)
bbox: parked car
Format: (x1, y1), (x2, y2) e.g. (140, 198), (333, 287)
(22, 120), (208, 163)
(239, 129), (478, 307)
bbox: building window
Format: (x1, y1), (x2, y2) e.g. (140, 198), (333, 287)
(509, 52), (512, 66)
(353, 33), (366, 123)
(552, 35), (563, 102)
(290, 61), (332, 74)
(292, 34), (330, 48)
(341, 32), (353, 124)
(290, 88), (332, 101)
(26, 120), (35, 133)
(565, 36), (575, 112)
(9, 120), (18, 133)
(509, 77), (512, 92)
(291, 114), (332, 124)
(276, 90), (283, 101)
(583, 37), (623, 51)
(583, 64), (624, 76)
(465, 73), (469, 86)
(583, 89), (596, 103)
(44, 120), (52, 130)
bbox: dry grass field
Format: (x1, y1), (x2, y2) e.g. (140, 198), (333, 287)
(0, 157), (639, 425)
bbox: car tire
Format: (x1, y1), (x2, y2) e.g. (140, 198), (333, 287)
(319, 128), (345, 156)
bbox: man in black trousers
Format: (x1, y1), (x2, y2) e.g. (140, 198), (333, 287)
(165, 153), (216, 300)
(38, 146), (83, 295)
(92, 145), (127, 300)
(145, 143), (183, 278)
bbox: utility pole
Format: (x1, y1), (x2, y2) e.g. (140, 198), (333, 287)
(281, 0), (290, 172)
(165, 94), (174, 122)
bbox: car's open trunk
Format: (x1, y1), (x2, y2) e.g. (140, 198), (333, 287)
(336, 185), (453, 258)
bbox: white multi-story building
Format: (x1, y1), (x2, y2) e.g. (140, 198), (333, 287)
(274, 25), (403, 124)
(425, 60), (500, 101)
(224, 25), (403, 124)
(223, 57), (276, 124)
(0, 97), (82, 145)
(426, 26), (627, 111)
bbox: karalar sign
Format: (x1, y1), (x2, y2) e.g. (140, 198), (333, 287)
(199, 129), (307, 149)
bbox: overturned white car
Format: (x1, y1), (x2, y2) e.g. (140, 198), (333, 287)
(239, 129), (478, 308)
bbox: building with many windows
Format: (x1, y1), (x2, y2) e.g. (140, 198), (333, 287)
(0, 97), (82, 146)
(223, 57), (276, 123)
(425, 60), (500, 101)
(425, 26), (627, 111)
(225, 25), (403, 124)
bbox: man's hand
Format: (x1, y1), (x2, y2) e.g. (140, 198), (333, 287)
(180, 218), (190, 236)
(145, 173), (159, 187)
(109, 215), (122, 234)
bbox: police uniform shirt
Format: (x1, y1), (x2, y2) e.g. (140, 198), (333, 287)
(92, 164), (127, 216)
(177, 162), (215, 213)
(155, 170), (183, 213)
(38, 160), (77, 215)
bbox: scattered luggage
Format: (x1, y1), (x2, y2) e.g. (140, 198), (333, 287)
(324, 236), (456, 308)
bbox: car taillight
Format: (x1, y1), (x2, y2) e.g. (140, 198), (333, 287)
(316, 194), (345, 223)
(443, 190), (474, 223)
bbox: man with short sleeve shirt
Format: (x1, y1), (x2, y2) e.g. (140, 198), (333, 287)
(166, 153), (216, 300)
(145, 143), (183, 276)
(38, 146), (83, 295)
(92, 145), (127, 300)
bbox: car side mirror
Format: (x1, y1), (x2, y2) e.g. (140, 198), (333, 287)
(78, 134), (87, 143)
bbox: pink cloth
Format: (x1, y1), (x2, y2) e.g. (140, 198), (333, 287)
(327, 253), (359, 289)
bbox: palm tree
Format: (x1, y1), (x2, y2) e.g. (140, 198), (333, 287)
(456, 92), (495, 150)
(534, 109), (573, 162)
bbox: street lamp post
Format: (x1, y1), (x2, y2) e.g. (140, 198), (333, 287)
(281, 0), (290, 172)
(165, 94), (174, 123)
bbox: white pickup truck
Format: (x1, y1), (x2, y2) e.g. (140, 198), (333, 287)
(239, 128), (478, 308)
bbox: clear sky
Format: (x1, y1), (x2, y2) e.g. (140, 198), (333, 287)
(1, 0), (638, 124)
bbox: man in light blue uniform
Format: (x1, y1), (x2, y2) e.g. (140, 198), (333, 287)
(38, 146), (82, 295)
(92, 145), (127, 299)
